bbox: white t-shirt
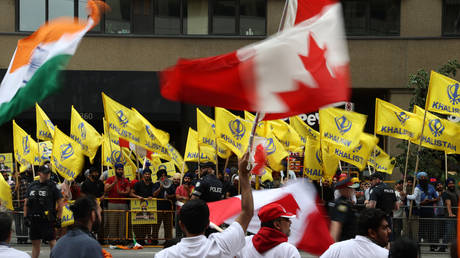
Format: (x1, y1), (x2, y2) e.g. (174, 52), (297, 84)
(155, 222), (246, 258)
(320, 235), (388, 258)
(0, 245), (30, 258)
(236, 235), (301, 258)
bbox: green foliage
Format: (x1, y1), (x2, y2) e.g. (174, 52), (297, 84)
(395, 60), (460, 180)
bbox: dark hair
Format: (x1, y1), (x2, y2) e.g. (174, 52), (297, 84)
(179, 199), (209, 234)
(407, 176), (414, 182)
(389, 238), (419, 258)
(89, 167), (99, 173)
(396, 180), (404, 185)
(157, 169), (167, 178)
(357, 208), (387, 236)
(69, 196), (98, 224)
(0, 212), (13, 242)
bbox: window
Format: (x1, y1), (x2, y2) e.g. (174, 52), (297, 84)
(341, 0), (400, 36)
(443, 0), (460, 36)
(18, 0), (266, 36)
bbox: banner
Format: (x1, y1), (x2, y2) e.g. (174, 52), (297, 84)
(0, 153), (13, 171)
(289, 115), (319, 143)
(70, 106), (102, 163)
(413, 106), (460, 154)
(375, 98), (423, 141)
(36, 103), (55, 141)
(34, 141), (52, 165)
(197, 109), (232, 159)
(13, 120), (38, 169)
(184, 128), (216, 164)
(216, 108), (252, 158)
(426, 71), (460, 117)
(51, 127), (84, 181)
(61, 203), (74, 227)
(319, 107), (366, 150)
(131, 199), (157, 224)
(303, 138), (323, 180)
(0, 175), (13, 210)
(327, 133), (378, 171)
(367, 146), (395, 174)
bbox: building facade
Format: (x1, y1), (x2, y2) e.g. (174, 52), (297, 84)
(1, 0), (459, 176)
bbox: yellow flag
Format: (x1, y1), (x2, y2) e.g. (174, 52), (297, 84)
(328, 133), (379, 171)
(216, 108), (252, 158)
(244, 111), (268, 137)
(261, 166), (273, 182)
(36, 103), (55, 141)
(197, 109), (232, 159)
(51, 127), (84, 181)
(103, 118), (119, 145)
(184, 128), (217, 163)
(321, 143), (339, 180)
(131, 109), (171, 161)
(0, 175), (13, 210)
(102, 93), (143, 146)
(61, 203), (75, 227)
(101, 134), (123, 167)
(413, 105), (460, 154)
(34, 141), (52, 165)
(367, 146), (395, 174)
(264, 131), (289, 171)
(270, 119), (303, 152)
(70, 106), (102, 163)
(166, 143), (188, 173)
(303, 138), (324, 180)
(289, 115), (320, 143)
(319, 107), (367, 150)
(121, 149), (136, 181)
(375, 98), (422, 141)
(152, 161), (177, 182)
(13, 120), (38, 167)
(426, 71), (460, 117)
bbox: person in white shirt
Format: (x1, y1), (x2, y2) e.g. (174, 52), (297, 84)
(155, 152), (254, 258)
(236, 203), (301, 258)
(321, 208), (390, 258)
(0, 212), (30, 258)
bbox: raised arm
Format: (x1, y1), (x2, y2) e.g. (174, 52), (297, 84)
(234, 152), (254, 233)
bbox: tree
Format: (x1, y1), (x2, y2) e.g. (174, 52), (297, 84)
(395, 60), (460, 181)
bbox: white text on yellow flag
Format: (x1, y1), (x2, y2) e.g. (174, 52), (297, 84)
(70, 106), (102, 163)
(51, 127), (84, 181)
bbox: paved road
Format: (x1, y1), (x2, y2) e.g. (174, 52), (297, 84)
(12, 244), (451, 258)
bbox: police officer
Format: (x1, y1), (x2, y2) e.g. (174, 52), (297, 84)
(329, 175), (360, 242)
(191, 162), (223, 202)
(24, 165), (63, 258)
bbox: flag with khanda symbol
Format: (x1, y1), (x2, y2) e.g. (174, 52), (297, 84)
(70, 106), (102, 163)
(197, 109), (231, 159)
(34, 141), (52, 166)
(426, 71), (460, 117)
(13, 120), (38, 170)
(319, 107), (367, 150)
(215, 108), (252, 158)
(367, 145), (395, 174)
(413, 105), (460, 154)
(51, 127), (84, 181)
(263, 131), (288, 171)
(36, 103), (55, 141)
(375, 98), (423, 141)
(303, 138), (323, 180)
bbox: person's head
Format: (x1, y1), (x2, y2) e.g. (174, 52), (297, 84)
(69, 196), (102, 232)
(335, 175), (359, 198)
(89, 167), (99, 181)
(183, 172), (194, 186)
(370, 172), (384, 186)
(1, 170), (8, 181)
(172, 173), (181, 185)
(446, 178), (456, 192)
(0, 212), (13, 243)
(258, 203), (295, 237)
(357, 208), (390, 247)
(332, 176), (338, 185)
(395, 180), (404, 191)
(416, 172), (428, 182)
(389, 237), (419, 258)
(178, 199), (209, 236)
(37, 165), (51, 182)
(157, 169), (167, 181)
(406, 176), (414, 188)
(142, 168), (152, 182)
(200, 162), (215, 177)
(114, 163), (124, 178)
(272, 171), (281, 181)
(436, 181), (444, 191)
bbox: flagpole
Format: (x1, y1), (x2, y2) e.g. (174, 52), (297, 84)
(277, 0), (289, 32)
(223, 156), (230, 172)
(444, 151), (448, 181)
(402, 141), (411, 193)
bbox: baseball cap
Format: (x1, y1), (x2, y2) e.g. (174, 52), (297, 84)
(336, 174), (359, 189)
(370, 172), (384, 180)
(37, 165), (51, 174)
(201, 162), (215, 169)
(258, 203), (295, 223)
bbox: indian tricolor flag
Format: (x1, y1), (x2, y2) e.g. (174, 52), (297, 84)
(0, 0), (107, 126)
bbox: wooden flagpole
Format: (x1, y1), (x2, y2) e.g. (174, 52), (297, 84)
(402, 141), (411, 193)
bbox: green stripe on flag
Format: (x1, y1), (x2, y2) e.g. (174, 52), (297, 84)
(0, 54), (71, 125)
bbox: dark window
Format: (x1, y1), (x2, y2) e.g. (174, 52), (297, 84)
(342, 0), (400, 36)
(212, 0), (237, 34)
(155, 0), (181, 35)
(133, 0), (154, 34)
(105, 0), (131, 34)
(240, 0), (266, 36)
(443, 0), (460, 36)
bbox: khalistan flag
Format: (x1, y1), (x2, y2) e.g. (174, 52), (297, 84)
(0, 0), (107, 125)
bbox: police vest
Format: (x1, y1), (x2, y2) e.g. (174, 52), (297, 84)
(196, 174), (224, 202)
(372, 183), (396, 215)
(27, 181), (56, 220)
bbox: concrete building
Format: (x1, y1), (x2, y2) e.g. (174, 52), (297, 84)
(1, 0), (459, 176)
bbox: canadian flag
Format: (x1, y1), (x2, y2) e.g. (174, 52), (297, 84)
(160, 0), (349, 120)
(207, 180), (333, 255)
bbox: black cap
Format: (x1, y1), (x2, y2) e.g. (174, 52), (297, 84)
(37, 165), (51, 174)
(201, 162), (215, 169)
(370, 172), (384, 180)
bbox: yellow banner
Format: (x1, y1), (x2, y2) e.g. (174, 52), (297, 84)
(328, 133), (378, 171)
(0, 153), (13, 171)
(131, 199), (157, 224)
(184, 128), (216, 164)
(367, 146), (395, 174)
(375, 98), (423, 141)
(61, 203), (74, 227)
(197, 109), (231, 159)
(270, 119), (303, 152)
(13, 120), (38, 168)
(34, 141), (52, 166)
(426, 71), (460, 117)
(35, 103), (55, 141)
(102, 93), (143, 146)
(0, 175), (13, 210)
(413, 105), (460, 154)
(289, 115), (319, 143)
(319, 107), (367, 150)
(216, 108), (252, 158)
(303, 138), (323, 180)
(70, 106), (102, 163)
(51, 127), (84, 181)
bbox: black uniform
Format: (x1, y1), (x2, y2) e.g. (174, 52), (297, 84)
(26, 180), (62, 241)
(192, 174), (224, 202)
(369, 182), (397, 216)
(329, 196), (358, 241)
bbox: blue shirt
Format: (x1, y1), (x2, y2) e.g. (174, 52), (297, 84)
(51, 227), (103, 258)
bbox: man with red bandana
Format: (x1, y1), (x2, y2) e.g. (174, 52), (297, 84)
(236, 203), (300, 258)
